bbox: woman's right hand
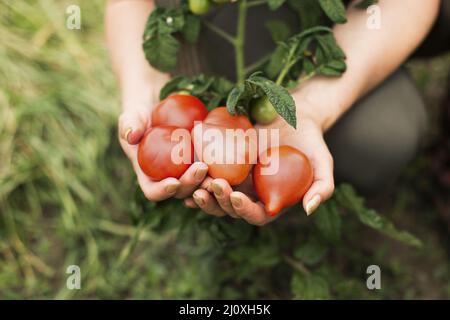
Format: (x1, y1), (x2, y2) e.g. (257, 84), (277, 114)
(118, 86), (209, 202)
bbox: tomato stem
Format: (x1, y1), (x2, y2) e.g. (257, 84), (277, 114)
(235, 0), (247, 85)
(282, 254), (311, 276)
(246, 0), (267, 9)
(203, 20), (236, 45)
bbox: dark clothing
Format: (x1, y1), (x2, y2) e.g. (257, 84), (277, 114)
(155, 0), (448, 194)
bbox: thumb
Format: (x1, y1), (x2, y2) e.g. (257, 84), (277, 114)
(118, 110), (148, 145)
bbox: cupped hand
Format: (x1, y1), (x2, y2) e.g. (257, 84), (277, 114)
(118, 91), (208, 201)
(184, 104), (335, 225)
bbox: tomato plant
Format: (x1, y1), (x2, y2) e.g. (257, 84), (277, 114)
(253, 146), (313, 216)
(192, 107), (256, 186)
(138, 126), (193, 181)
(152, 94), (208, 130)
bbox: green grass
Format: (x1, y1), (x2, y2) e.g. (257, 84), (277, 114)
(0, 0), (449, 299)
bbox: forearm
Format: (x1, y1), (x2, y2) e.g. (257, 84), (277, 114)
(105, 0), (169, 108)
(294, 0), (440, 131)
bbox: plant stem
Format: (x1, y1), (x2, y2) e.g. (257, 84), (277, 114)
(246, 0), (267, 8)
(203, 20), (236, 45)
(275, 48), (297, 85)
(235, 0), (248, 85)
(283, 254), (311, 276)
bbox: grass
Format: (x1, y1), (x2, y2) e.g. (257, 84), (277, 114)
(0, 0), (449, 299)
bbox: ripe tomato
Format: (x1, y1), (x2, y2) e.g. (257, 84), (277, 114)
(253, 146), (313, 216)
(192, 107), (257, 186)
(138, 126), (193, 181)
(152, 94), (208, 130)
(250, 96), (278, 125)
(189, 0), (211, 15)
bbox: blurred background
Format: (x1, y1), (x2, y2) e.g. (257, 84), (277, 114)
(0, 0), (449, 299)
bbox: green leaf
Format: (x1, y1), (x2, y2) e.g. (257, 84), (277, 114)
(288, 0), (323, 29)
(313, 200), (342, 242)
(265, 20), (291, 43)
(159, 74), (234, 108)
(318, 0), (347, 24)
(264, 43), (289, 79)
(142, 7), (186, 72)
(246, 74), (297, 128)
(182, 14), (201, 44)
(143, 33), (180, 72)
(226, 85), (246, 115)
(159, 76), (186, 100)
(267, 0), (286, 10)
(294, 238), (328, 266)
(355, 0), (378, 9)
(291, 273), (330, 300)
(335, 184), (423, 248)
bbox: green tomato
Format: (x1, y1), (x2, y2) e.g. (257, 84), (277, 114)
(189, 0), (211, 15)
(250, 96), (278, 125)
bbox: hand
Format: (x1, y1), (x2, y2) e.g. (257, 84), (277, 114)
(184, 102), (335, 225)
(118, 79), (209, 201)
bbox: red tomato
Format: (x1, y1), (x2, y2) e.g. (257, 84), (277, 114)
(192, 107), (256, 186)
(253, 146), (313, 216)
(152, 94), (208, 130)
(138, 126), (193, 181)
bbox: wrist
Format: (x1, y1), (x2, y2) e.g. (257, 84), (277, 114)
(120, 71), (170, 112)
(291, 77), (346, 132)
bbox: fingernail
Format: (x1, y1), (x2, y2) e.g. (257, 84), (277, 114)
(211, 183), (223, 197)
(306, 194), (321, 216)
(230, 195), (242, 208)
(194, 167), (208, 180)
(193, 193), (205, 206)
(165, 183), (179, 194)
(125, 127), (132, 142)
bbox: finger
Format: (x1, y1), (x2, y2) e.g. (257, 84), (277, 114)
(118, 111), (147, 145)
(229, 192), (274, 226)
(200, 176), (214, 192)
(192, 189), (227, 217)
(138, 174), (180, 202)
(175, 162), (208, 199)
(303, 147), (335, 216)
(183, 198), (198, 209)
(210, 179), (238, 217)
(130, 150), (181, 201)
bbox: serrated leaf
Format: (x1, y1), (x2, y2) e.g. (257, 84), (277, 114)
(291, 273), (330, 300)
(288, 0), (323, 29)
(335, 184), (423, 248)
(313, 200), (342, 242)
(246, 75), (296, 128)
(142, 7), (186, 72)
(265, 44), (289, 79)
(226, 85), (246, 115)
(294, 239), (328, 266)
(318, 0), (347, 24)
(143, 33), (180, 72)
(159, 74), (233, 108)
(265, 20), (291, 43)
(267, 0), (286, 10)
(355, 0), (378, 9)
(159, 75), (186, 100)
